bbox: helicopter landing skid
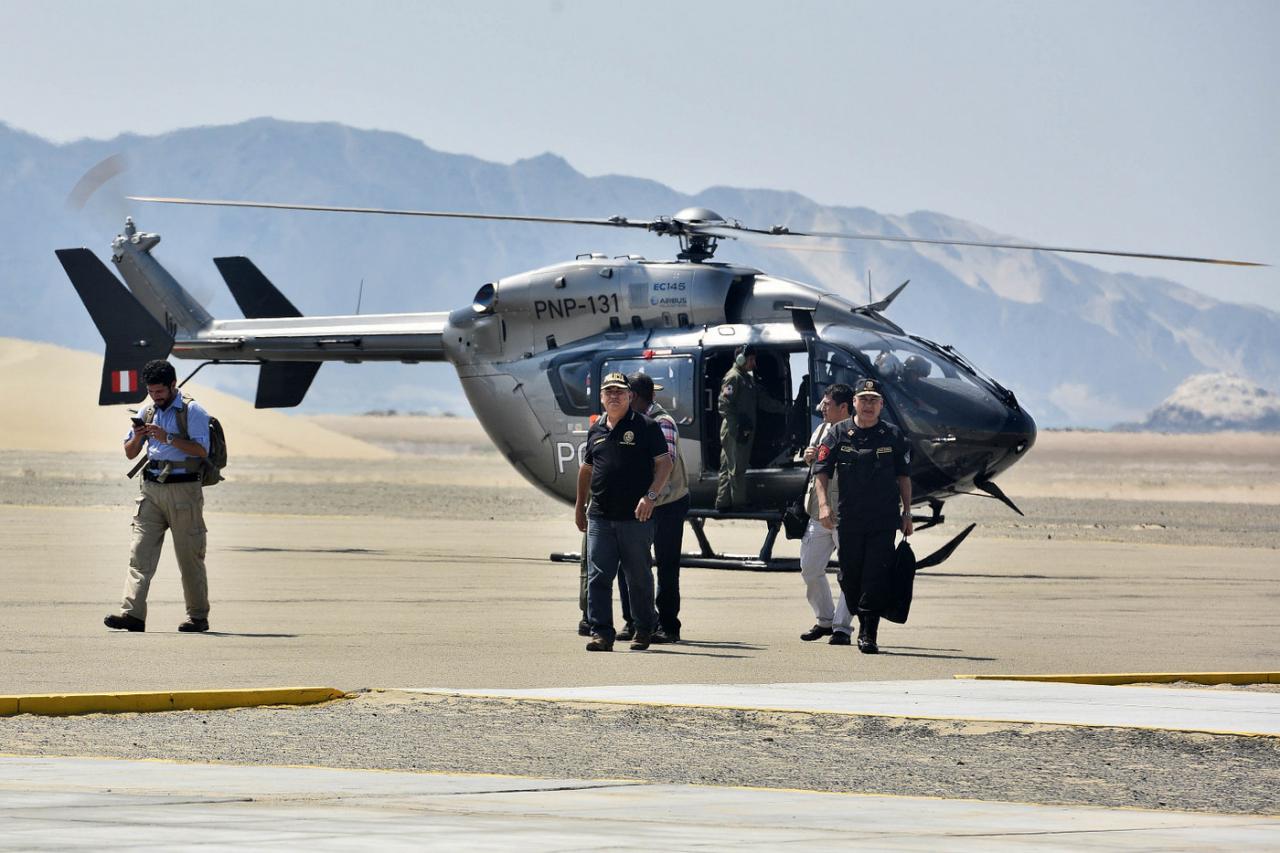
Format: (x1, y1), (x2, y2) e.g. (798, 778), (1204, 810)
(548, 500), (975, 573)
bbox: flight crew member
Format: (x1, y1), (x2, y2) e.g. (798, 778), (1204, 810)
(627, 372), (690, 643)
(575, 372), (673, 652)
(814, 377), (912, 654)
(798, 383), (855, 645)
(104, 359), (213, 633)
(716, 344), (787, 510)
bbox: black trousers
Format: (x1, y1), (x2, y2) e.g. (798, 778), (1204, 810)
(836, 526), (896, 616)
(617, 494), (690, 632)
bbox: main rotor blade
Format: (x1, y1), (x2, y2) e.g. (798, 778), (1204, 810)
(127, 196), (654, 230)
(702, 224), (1266, 267)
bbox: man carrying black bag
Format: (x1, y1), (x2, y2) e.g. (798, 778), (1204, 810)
(814, 378), (913, 654)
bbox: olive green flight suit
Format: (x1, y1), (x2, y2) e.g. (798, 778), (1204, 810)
(716, 364), (786, 509)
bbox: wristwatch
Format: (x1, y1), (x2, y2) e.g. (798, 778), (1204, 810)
(166, 432), (176, 444)
(645, 490), (658, 501)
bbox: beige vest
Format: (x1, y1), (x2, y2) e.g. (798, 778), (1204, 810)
(804, 421), (839, 519)
(650, 403), (689, 505)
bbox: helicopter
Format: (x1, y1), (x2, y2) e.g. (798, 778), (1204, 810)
(55, 198), (1262, 570)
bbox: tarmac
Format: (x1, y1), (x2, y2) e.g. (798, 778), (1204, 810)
(3, 438), (1279, 848)
(4, 754), (1280, 851)
(3, 679), (1278, 848)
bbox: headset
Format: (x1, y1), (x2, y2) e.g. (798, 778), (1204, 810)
(734, 344), (756, 368)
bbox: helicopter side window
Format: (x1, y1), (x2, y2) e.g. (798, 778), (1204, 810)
(600, 355), (697, 426)
(551, 358), (594, 414)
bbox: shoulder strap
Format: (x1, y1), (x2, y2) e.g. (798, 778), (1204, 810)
(175, 393), (194, 439)
(128, 405), (158, 479)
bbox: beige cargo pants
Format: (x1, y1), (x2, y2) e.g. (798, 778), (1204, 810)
(120, 479), (209, 622)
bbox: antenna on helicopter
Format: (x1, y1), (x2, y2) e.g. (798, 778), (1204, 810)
(867, 268), (873, 304)
(356, 278), (365, 315)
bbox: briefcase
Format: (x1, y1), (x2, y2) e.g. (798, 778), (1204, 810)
(881, 539), (917, 624)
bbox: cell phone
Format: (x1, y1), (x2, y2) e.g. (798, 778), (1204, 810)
(131, 417), (145, 428)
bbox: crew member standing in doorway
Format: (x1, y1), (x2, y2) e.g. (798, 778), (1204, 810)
(716, 344), (786, 510)
(814, 378), (912, 653)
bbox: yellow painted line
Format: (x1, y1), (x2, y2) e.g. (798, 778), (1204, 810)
(0, 687), (347, 717)
(955, 672), (1280, 686)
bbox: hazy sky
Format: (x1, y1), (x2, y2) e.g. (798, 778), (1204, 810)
(4, 0), (1277, 309)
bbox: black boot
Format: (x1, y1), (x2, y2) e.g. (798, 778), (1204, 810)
(857, 614), (880, 655)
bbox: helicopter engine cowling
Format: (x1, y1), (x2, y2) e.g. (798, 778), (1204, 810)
(444, 257), (756, 366)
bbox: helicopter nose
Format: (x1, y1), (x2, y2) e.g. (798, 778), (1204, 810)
(1004, 405), (1037, 457)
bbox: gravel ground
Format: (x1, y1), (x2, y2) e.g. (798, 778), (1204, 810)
(2, 692), (1277, 816)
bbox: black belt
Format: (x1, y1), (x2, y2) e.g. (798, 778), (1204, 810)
(143, 471), (202, 484)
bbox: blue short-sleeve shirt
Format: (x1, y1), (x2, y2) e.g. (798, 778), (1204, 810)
(124, 394), (211, 470)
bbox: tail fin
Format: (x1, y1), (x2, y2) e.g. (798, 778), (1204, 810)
(110, 218), (213, 335)
(55, 248), (175, 405)
(213, 256), (321, 408)
(213, 256), (304, 319)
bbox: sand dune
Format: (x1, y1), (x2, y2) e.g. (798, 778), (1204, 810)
(0, 338), (393, 460)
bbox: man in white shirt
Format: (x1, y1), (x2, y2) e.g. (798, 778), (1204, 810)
(797, 383), (855, 645)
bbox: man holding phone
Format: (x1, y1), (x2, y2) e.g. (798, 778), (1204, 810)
(105, 359), (213, 633)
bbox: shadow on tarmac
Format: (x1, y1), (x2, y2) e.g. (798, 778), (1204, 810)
(877, 649), (997, 662)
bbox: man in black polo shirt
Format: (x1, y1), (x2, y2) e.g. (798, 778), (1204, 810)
(814, 377), (913, 654)
(574, 372), (673, 652)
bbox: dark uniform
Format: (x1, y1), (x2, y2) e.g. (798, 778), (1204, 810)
(583, 407), (668, 644)
(816, 413), (910, 646)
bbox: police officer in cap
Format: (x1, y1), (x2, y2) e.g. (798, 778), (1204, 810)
(813, 377), (912, 653)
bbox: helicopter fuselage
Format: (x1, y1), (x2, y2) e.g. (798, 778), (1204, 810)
(65, 224), (1036, 514)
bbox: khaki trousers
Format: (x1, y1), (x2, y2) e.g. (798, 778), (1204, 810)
(121, 479), (209, 621)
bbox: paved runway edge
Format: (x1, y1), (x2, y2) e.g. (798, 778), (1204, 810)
(0, 687), (347, 716)
(404, 679), (1280, 738)
(955, 671), (1280, 686)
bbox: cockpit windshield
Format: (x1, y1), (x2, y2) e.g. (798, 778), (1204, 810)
(814, 326), (1009, 440)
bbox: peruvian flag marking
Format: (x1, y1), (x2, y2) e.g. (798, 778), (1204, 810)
(111, 370), (138, 394)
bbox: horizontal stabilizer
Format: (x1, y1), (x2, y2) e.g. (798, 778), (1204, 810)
(256, 361), (322, 408)
(862, 280), (909, 314)
(213, 257), (303, 319)
(55, 248), (174, 405)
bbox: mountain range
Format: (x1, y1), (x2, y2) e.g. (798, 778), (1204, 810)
(2, 117), (1277, 428)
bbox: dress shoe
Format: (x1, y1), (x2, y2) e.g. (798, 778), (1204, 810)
(800, 624), (832, 642)
(828, 630), (852, 646)
(104, 613), (145, 632)
(616, 623), (636, 642)
(650, 628), (681, 644)
(178, 617), (209, 633)
(629, 632), (652, 651)
(577, 619), (592, 637)
(586, 635), (614, 652)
